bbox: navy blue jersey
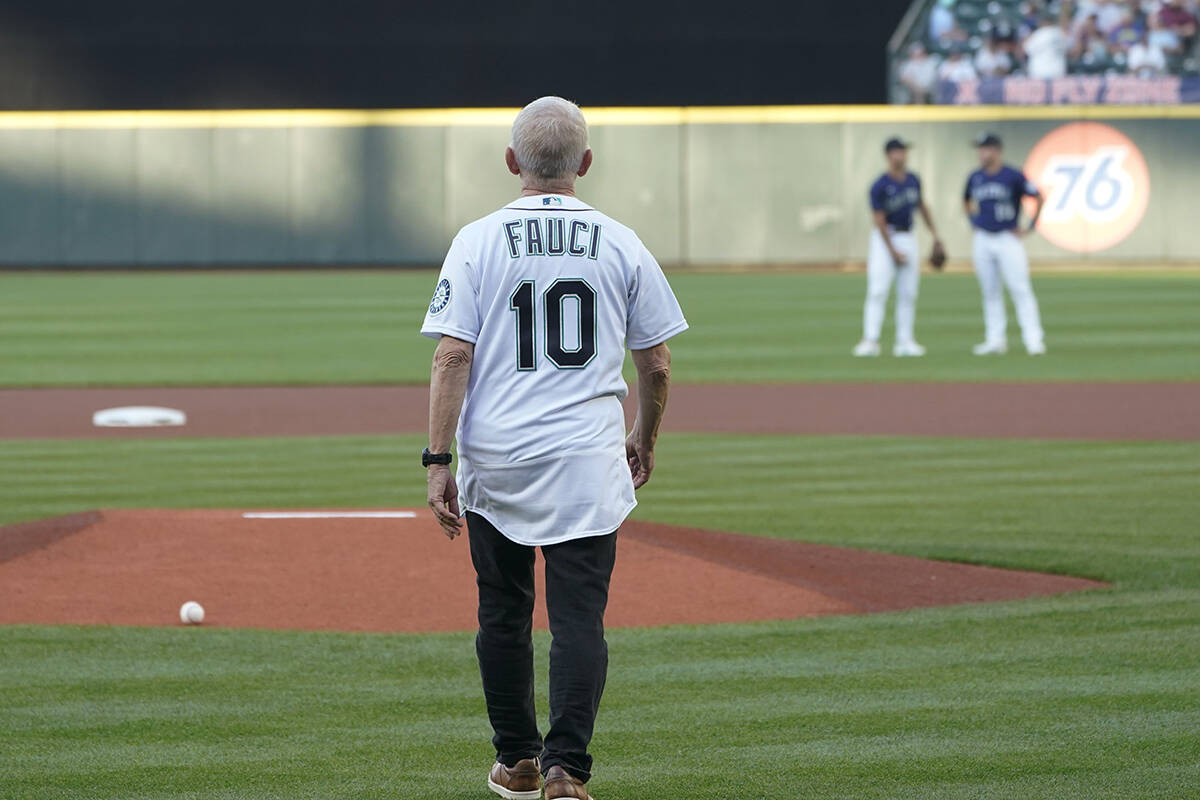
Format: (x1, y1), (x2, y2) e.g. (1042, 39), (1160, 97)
(964, 165), (1040, 232)
(870, 172), (921, 231)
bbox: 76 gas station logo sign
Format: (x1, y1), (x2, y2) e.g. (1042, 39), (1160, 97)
(1023, 123), (1150, 253)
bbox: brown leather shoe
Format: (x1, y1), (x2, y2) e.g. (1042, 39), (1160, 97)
(487, 757), (542, 800)
(543, 765), (593, 800)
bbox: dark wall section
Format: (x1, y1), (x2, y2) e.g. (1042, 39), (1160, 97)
(0, 0), (911, 109)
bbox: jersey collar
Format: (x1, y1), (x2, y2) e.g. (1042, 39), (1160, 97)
(504, 194), (594, 212)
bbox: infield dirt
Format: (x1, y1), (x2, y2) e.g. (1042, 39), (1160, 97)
(0, 509), (1105, 633)
(2, 382), (1197, 440)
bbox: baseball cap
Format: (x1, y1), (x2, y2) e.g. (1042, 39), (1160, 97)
(884, 136), (912, 152)
(973, 132), (1003, 148)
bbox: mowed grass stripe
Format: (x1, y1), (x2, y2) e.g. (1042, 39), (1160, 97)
(2, 271), (1199, 385)
(3, 593), (1197, 799)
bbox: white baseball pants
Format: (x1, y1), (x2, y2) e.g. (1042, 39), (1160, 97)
(863, 228), (920, 345)
(971, 230), (1044, 350)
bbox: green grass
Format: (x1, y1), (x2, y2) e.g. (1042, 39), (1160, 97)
(2, 271), (1199, 385)
(2, 433), (1199, 799)
(3, 268), (1198, 797)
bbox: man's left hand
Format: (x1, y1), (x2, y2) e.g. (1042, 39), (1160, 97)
(427, 465), (463, 539)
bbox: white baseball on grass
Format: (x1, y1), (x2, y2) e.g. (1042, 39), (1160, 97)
(179, 601), (205, 625)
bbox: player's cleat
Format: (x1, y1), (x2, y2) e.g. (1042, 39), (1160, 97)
(487, 758), (542, 800)
(853, 340), (881, 357)
(543, 766), (594, 800)
(893, 341), (926, 357)
(972, 341), (1008, 356)
(1027, 342), (1047, 355)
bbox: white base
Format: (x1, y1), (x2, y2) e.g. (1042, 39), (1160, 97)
(242, 511), (417, 519)
(93, 406), (186, 427)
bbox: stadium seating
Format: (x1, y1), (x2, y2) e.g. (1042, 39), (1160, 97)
(907, 0), (1199, 82)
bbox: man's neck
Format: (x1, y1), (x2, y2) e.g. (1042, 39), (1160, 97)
(984, 162), (1003, 175)
(520, 184), (577, 197)
(888, 168), (907, 181)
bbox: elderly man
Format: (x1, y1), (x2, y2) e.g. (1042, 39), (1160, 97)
(421, 97), (687, 800)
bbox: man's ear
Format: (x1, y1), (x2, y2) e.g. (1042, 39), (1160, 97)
(505, 147), (521, 176)
(577, 149), (593, 178)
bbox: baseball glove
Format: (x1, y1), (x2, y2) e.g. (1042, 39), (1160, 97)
(929, 240), (947, 271)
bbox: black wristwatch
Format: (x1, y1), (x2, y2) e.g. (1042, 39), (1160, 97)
(422, 448), (453, 468)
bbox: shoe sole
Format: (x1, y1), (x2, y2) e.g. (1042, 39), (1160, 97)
(487, 778), (542, 800)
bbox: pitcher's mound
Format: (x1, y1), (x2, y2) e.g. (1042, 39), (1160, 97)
(0, 510), (1105, 632)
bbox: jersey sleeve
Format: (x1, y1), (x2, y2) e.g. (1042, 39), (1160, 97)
(625, 244), (689, 350)
(869, 179), (885, 211)
(420, 236), (481, 343)
(1018, 170), (1041, 198)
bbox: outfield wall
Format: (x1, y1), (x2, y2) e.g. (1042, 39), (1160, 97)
(0, 107), (1196, 267)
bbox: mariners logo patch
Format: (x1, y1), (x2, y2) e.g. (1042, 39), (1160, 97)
(429, 278), (452, 314)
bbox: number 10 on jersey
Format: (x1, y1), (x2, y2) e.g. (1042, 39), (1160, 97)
(510, 279), (598, 370)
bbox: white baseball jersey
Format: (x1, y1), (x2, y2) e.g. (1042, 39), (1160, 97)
(421, 194), (688, 546)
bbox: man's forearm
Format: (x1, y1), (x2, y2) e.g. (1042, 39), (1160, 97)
(428, 338), (473, 452)
(920, 203), (940, 239)
(876, 219), (897, 254)
(631, 345), (671, 447)
(873, 212), (896, 253)
(635, 372), (669, 446)
(1028, 195), (1044, 231)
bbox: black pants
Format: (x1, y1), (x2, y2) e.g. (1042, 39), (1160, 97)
(467, 511), (617, 783)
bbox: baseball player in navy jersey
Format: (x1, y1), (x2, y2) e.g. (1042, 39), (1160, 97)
(854, 137), (943, 358)
(964, 132), (1047, 355)
(421, 97), (687, 800)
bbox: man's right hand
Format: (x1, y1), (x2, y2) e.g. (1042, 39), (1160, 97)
(625, 433), (654, 489)
(891, 248), (908, 265)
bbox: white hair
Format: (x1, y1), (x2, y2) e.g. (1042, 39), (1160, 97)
(510, 97), (589, 184)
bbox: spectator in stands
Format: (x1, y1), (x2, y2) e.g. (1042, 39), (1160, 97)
(1158, 0), (1198, 49)
(1128, 26), (1170, 72)
(899, 43), (941, 104)
(1023, 7), (1073, 78)
(1072, 0), (1101, 28)
(929, 0), (957, 42)
(1073, 12), (1113, 61)
(1094, 0), (1130, 34)
(1109, 8), (1147, 50)
(1147, 8), (1185, 53)
(935, 21), (971, 51)
(976, 32), (1017, 76)
(1075, 12), (1118, 68)
(995, 23), (1024, 66)
(1018, 0), (1045, 36)
(940, 45), (980, 81)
